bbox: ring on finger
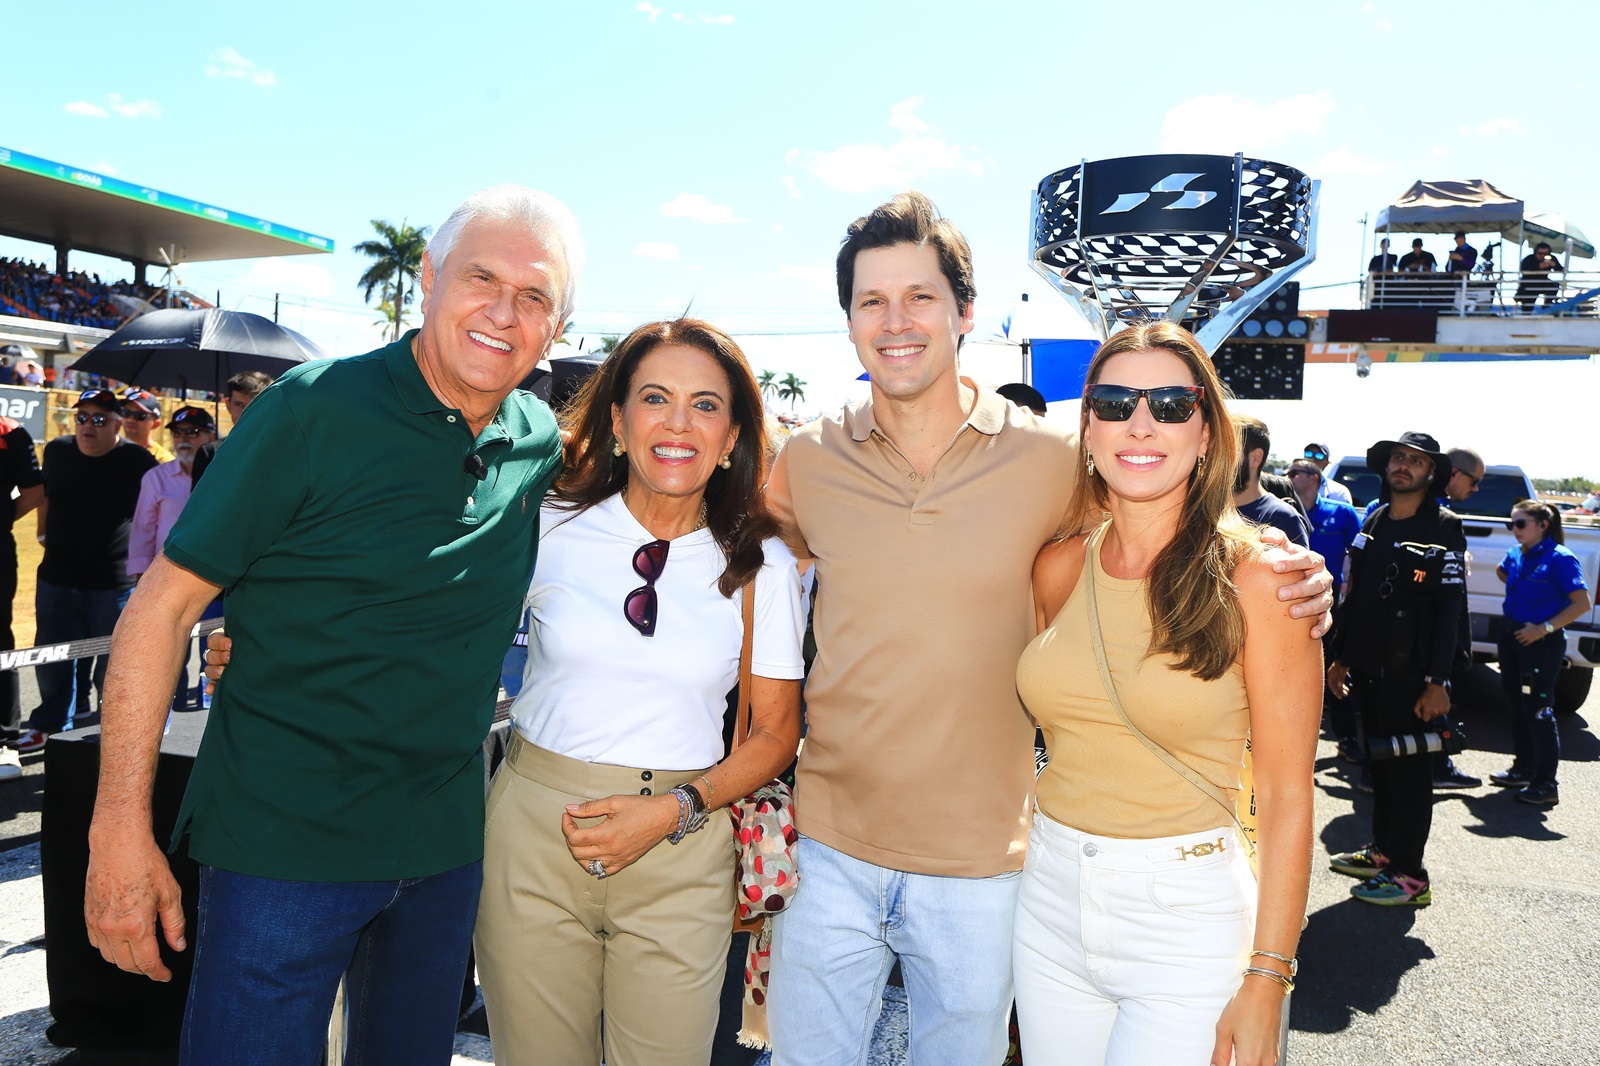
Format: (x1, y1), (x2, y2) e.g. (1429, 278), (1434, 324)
(588, 859), (606, 878)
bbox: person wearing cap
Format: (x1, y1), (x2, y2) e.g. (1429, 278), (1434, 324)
(120, 389), (176, 464)
(21, 390), (157, 744)
(126, 406), (219, 712)
(1301, 442), (1353, 505)
(1325, 432), (1466, 907)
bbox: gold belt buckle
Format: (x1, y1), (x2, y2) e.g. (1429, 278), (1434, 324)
(1177, 837), (1226, 861)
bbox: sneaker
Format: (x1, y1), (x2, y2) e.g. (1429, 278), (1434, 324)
(1515, 782), (1560, 807)
(1336, 738), (1365, 764)
(1489, 767), (1533, 788)
(15, 729), (46, 754)
(0, 747), (19, 781)
(1329, 844), (1389, 879)
(1433, 768), (1482, 790)
(1351, 869), (1432, 907)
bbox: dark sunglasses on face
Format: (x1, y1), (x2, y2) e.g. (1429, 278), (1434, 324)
(624, 539), (670, 637)
(75, 412), (116, 427)
(1304, 448), (1329, 461)
(172, 426), (209, 439)
(1507, 517), (1539, 531)
(123, 411), (156, 421)
(1288, 468), (1319, 479)
(1084, 384), (1205, 424)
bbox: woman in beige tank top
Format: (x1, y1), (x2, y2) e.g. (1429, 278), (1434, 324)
(1012, 322), (1321, 1066)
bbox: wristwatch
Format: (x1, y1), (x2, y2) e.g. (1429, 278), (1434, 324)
(1543, 621), (1555, 634)
(1423, 675), (1450, 689)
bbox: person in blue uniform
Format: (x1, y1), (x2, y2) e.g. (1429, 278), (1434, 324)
(1490, 500), (1591, 807)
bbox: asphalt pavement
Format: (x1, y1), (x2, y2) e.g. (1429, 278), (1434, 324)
(1, 662), (1597, 1063)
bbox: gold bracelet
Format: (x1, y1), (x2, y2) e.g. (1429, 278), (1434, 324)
(1242, 966), (1295, 994)
(1250, 949), (1299, 977)
(695, 775), (716, 808)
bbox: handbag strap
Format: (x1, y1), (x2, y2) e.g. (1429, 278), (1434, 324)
(732, 581), (756, 752)
(1082, 526), (1251, 849)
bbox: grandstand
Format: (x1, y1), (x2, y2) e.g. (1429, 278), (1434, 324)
(0, 145), (332, 364)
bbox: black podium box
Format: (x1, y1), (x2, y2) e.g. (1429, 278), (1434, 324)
(41, 711), (207, 1049)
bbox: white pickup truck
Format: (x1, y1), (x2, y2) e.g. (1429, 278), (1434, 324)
(1329, 459), (1600, 713)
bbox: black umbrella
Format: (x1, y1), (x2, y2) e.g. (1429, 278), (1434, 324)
(72, 308), (325, 394)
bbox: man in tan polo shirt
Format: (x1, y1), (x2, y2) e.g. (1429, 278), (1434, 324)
(764, 192), (1332, 1064)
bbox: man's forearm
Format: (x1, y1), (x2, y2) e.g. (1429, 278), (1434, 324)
(91, 562), (216, 841)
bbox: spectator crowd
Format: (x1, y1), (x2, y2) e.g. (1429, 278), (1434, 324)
(0, 256), (200, 332)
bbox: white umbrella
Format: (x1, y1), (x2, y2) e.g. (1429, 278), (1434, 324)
(1523, 212), (1595, 259)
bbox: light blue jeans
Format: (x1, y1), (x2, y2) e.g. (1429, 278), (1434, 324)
(768, 835), (1020, 1066)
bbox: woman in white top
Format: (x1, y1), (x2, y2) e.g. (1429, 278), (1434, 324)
(474, 319), (806, 1066)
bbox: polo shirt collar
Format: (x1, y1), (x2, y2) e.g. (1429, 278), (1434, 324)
(386, 330), (448, 415)
(385, 329), (515, 444)
(846, 376), (1006, 443)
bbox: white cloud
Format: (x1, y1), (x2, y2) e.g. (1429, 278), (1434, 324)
(107, 94), (163, 119)
(1307, 145), (1384, 177)
(669, 11), (733, 23)
(888, 96), (929, 133)
(634, 242), (681, 261)
(1476, 117), (1519, 137)
(661, 193), (743, 224)
(1430, 145), (1449, 157)
(1160, 91), (1335, 153)
(88, 161), (120, 176)
(1361, 2), (1374, 9)
(237, 259), (336, 300)
(65, 100), (108, 118)
(637, 2), (662, 22)
(205, 46), (278, 87)
(790, 97), (982, 194)
(781, 174), (802, 199)
(1376, 19), (1391, 30)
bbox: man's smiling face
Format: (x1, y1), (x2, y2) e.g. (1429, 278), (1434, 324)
(846, 242), (973, 403)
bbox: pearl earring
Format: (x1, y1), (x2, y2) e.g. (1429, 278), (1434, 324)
(612, 439), (624, 457)
(719, 454), (732, 470)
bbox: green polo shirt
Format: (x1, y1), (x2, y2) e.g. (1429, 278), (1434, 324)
(164, 332), (561, 881)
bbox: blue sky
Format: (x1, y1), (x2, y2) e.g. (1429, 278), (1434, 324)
(5, 1), (1599, 474)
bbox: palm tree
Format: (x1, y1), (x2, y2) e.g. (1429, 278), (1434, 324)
(354, 219), (431, 342)
(757, 370), (778, 404)
(598, 335), (622, 355)
(777, 373), (806, 411)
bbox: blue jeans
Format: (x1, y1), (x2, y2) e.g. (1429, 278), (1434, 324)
(1499, 629), (1565, 786)
(30, 581), (125, 735)
(182, 861), (482, 1066)
(768, 835), (1021, 1066)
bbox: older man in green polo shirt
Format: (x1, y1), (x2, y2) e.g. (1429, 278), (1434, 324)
(83, 185), (578, 1065)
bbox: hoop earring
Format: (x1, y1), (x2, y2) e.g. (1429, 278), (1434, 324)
(719, 454), (732, 470)
(612, 439), (625, 457)
(1086, 453), (1096, 477)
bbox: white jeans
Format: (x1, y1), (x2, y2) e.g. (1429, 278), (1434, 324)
(1012, 813), (1256, 1066)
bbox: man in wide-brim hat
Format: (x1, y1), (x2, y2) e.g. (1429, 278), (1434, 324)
(1366, 431), (1453, 502)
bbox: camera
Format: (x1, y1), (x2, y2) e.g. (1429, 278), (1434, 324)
(1355, 352), (1373, 379)
(1367, 720), (1466, 762)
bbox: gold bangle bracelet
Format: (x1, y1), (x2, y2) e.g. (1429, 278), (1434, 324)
(1242, 967), (1295, 994)
(1250, 949), (1299, 977)
(695, 775), (715, 808)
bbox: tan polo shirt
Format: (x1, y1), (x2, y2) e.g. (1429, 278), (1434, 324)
(773, 385), (1078, 877)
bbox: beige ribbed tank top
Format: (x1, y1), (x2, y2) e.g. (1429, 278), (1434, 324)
(1017, 524), (1250, 838)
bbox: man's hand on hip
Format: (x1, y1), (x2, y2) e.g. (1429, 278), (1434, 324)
(84, 831), (186, 982)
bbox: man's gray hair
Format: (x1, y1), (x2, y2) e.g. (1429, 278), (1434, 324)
(1447, 447), (1483, 477)
(427, 185), (585, 321)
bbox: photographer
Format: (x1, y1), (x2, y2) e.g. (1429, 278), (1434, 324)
(1326, 432), (1466, 907)
(1515, 242), (1563, 311)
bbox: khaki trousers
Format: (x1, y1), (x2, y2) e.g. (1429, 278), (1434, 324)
(475, 735), (736, 1066)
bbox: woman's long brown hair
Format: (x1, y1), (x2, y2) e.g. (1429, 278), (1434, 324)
(551, 318), (777, 597)
(1064, 321), (1258, 680)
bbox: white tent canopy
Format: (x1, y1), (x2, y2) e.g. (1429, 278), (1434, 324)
(1374, 179), (1526, 239)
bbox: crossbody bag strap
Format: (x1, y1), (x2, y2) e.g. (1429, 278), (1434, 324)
(1083, 531), (1250, 847)
(732, 581), (756, 753)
